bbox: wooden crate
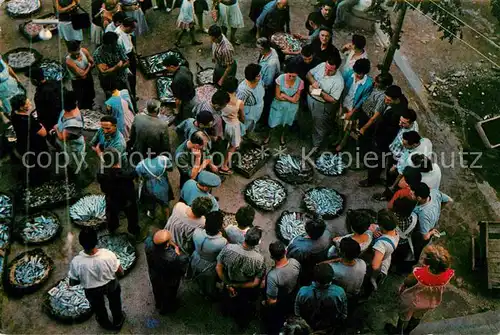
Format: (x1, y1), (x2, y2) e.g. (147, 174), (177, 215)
(475, 116), (500, 149)
(479, 221), (500, 289)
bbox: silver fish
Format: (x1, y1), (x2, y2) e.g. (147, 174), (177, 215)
(39, 61), (65, 82)
(304, 188), (344, 218)
(21, 214), (59, 242)
(315, 153), (347, 176)
(245, 178), (286, 211)
(279, 211), (307, 243)
(7, 0), (41, 16)
(48, 277), (91, 317)
(0, 194), (13, 220)
(236, 148), (271, 171)
(7, 51), (36, 68)
(157, 77), (175, 103)
(197, 69), (214, 85)
(70, 195), (106, 226)
(0, 224), (10, 249)
(81, 109), (106, 131)
(222, 212), (237, 228)
(97, 234), (136, 271)
(14, 255), (46, 285)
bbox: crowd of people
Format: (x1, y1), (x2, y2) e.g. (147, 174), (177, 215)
(0, 0), (459, 333)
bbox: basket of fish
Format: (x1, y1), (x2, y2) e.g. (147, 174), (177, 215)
(18, 180), (79, 211)
(303, 187), (345, 220)
(19, 13), (58, 42)
(138, 49), (189, 79)
(315, 153), (348, 176)
(222, 211), (237, 228)
(0, 253), (6, 286)
(156, 76), (175, 104)
(70, 195), (107, 230)
(5, 248), (54, 295)
(276, 211), (312, 245)
(81, 109), (106, 131)
(3, 47), (42, 73)
(271, 33), (304, 54)
(0, 193), (14, 221)
(17, 212), (62, 245)
(274, 154), (314, 185)
(232, 143), (272, 178)
(97, 233), (137, 275)
(43, 277), (93, 323)
(195, 84), (217, 103)
(6, 0), (42, 18)
(196, 63), (214, 85)
(0, 222), (12, 251)
(244, 176), (287, 212)
(39, 59), (67, 82)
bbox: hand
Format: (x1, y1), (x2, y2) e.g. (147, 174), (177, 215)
(344, 110), (354, 120)
(373, 230), (382, 238)
(312, 81), (320, 89)
(201, 158), (211, 169)
(217, 78), (224, 87)
(333, 236), (341, 242)
(116, 60), (124, 68)
(174, 245), (181, 255)
(359, 127), (366, 135)
(210, 164), (219, 173)
(227, 286), (237, 297)
(390, 165), (397, 173)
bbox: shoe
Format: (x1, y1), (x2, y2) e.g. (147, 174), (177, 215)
(166, 7), (172, 12)
(191, 41), (202, 45)
(112, 312), (126, 330)
(203, 28), (209, 34)
(96, 316), (114, 330)
(153, 5), (158, 9)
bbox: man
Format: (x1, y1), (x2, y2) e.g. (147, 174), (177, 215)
(209, 24), (236, 87)
(176, 110), (214, 142)
(225, 205), (255, 244)
(262, 241), (301, 334)
(249, 0), (272, 34)
(115, 17), (137, 99)
(387, 166), (421, 209)
(68, 229), (125, 330)
(286, 44), (321, 84)
(128, 99), (170, 161)
(411, 153), (442, 190)
(165, 197), (213, 255)
(295, 263), (348, 332)
(359, 84), (409, 187)
(255, 0), (291, 39)
(90, 116), (127, 160)
(335, 0), (358, 28)
(97, 148), (140, 235)
(305, 1), (336, 34)
(192, 90), (230, 143)
(257, 37), (280, 127)
(31, 67), (62, 131)
(395, 131), (433, 176)
(175, 130), (215, 187)
(144, 229), (189, 314)
(236, 63), (265, 133)
(328, 238), (366, 298)
(163, 55), (197, 122)
(106, 11), (126, 33)
(287, 218), (332, 285)
(93, 32), (130, 96)
(306, 53), (344, 150)
(217, 226), (266, 329)
(180, 170), (221, 212)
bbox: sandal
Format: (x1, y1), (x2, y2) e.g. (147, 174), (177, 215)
(280, 137), (286, 147)
(372, 193), (389, 201)
(219, 168), (233, 175)
(263, 137), (271, 145)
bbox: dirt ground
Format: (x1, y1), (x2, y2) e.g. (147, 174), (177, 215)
(1, 0), (500, 333)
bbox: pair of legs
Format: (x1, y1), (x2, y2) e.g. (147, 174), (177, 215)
(85, 279), (124, 330)
(264, 125), (289, 146)
(175, 27), (202, 46)
(149, 274), (181, 314)
(106, 197), (140, 235)
(220, 26), (240, 44)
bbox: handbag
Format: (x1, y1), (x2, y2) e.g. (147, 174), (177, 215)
(71, 5), (91, 30)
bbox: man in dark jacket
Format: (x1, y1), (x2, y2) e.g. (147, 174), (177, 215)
(97, 147), (139, 235)
(163, 55), (197, 122)
(144, 229), (189, 314)
(31, 67), (62, 132)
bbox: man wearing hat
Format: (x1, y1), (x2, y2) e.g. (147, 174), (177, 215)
(144, 229), (189, 314)
(180, 170), (221, 212)
(175, 110), (215, 143)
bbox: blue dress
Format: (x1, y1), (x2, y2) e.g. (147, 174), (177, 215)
(0, 57), (23, 115)
(236, 79), (265, 130)
(268, 74), (303, 128)
(136, 155), (173, 205)
(105, 90), (135, 140)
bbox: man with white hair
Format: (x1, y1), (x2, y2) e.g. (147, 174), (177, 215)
(255, 0), (291, 39)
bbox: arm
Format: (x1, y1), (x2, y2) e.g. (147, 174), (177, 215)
(8, 66), (20, 82)
(82, 48), (94, 67)
(115, 265), (125, 277)
(274, 84), (284, 100)
(55, 0), (78, 13)
(320, 90), (339, 104)
(66, 58), (90, 78)
(306, 71), (318, 87)
(36, 125), (47, 137)
(286, 88), (303, 104)
(359, 111), (381, 134)
(216, 262), (226, 283)
(371, 249), (384, 272)
(237, 101), (245, 123)
(218, 61), (234, 87)
(231, 276), (262, 289)
(97, 61), (123, 75)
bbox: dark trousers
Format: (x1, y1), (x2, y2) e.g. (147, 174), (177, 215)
(261, 296), (294, 334)
(258, 85), (275, 127)
(72, 74), (96, 110)
(106, 196), (139, 234)
(85, 279), (123, 327)
(150, 274), (182, 312)
(222, 287), (259, 328)
(366, 143), (390, 183)
(127, 52), (137, 98)
(412, 223), (430, 263)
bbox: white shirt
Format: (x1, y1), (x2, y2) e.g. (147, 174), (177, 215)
(422, 163), (442, 190)
(343, 73), (367, 110)
(397, 138), (433, 174)
(68, 249), (120, 289)
(105, 22), (117, 33)
(115, 26), (133, 54)
(310, 63), (345, 101)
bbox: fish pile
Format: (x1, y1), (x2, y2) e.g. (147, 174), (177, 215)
(14, 254), (46, 286)
(81, 109), (105, 131)
(24, 15), (57, 37)
(275, 154), (313, 183)
(70, 195), (106, 227)
(279, 211), (307, 243)
(22, 181), (78, 209)
(97, 234), (136, 271)
(197, 68), (214, 85)
(222, 212), (236, 228)
(40, 61), (65, 81)
(7, 51), (37, 69)
(7, 0), (41, 16)
(0, 224), (10, 249)
(235, 147), (271, 172)
(48, 277), (91, 318)
(195, 84), (217, 103)
(245, 178), (286, 211)
(21, 214), (60, 243)
(0, 194), (13, 220)
(315, 153), (347, 176)
(271, 33), (303, 53)
(140, 50), (187, 75)
(304, 187), (344, 218)
(157, 77), (175, 103)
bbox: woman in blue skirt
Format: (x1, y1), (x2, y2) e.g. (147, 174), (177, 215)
(265, 63), (303, 146)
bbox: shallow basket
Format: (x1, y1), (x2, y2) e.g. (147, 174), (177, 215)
(16, 180), (80, 212)
(196, 63), (214, 85)
(70, 195), (107, 230)
(38, 59), (67, 82)
(97, 233), (137, 275)
(0, 192), (15, 222)
(156, 76), (175, 103)
(276, 210), (312, 245)
(16, 211), (62, 245)
(19, 13), (59, 42)
(302, 187), (346, 220)
(6, 0), (42, 18)
(138, 48), (189, 79)
(244, 176), (287, 212)
(5, 248), (54, 296)
(274, 154), (314, 185)
(3, 47), (42, 73)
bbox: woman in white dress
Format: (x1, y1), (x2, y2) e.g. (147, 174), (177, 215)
(214, 0), (244, 44)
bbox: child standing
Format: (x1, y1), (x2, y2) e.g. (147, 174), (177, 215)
(175, 0), (202, 47)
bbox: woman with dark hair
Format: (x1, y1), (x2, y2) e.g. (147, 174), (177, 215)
(386, 245), (454, 334)
(66, 41), (96, 110)
(310, 27), (338, 62)
(55, 0), (84, 41)
(190, 211), (228, 299)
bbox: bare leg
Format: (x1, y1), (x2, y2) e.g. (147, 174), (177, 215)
(175, 30), (186, 46)
(222, 145), (237, 172)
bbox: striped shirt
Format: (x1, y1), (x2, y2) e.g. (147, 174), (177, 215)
(397, 137), (432, 174)
(217, 243), (265, 283)
(389, 121), (419, 160)
(361, 87), (386, 118)
(212, 35), (235, 67)
(413, 189), (451, 234)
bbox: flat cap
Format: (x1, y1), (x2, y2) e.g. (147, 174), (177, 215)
(197, 171), (221, 188)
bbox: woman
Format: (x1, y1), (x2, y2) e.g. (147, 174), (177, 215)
(220, 77), (244, 175)
(190, 211), (228, 299)
(10, 94), (49, 185)
(340, 34), (368, 74)
(265, 63), (304, 146)
(91, 0), (105, 45)
(391, 197), (418, 273)
(236, 63), (265, 134)
(55, 0), (84, 42)
(310, 27), (338, 62)
(385, 245), (454, 334)
(102, 0), (122, 29)
(135, 148), (174, 219)
(103, 79), (135, 141)
(53, 90), (86, 175)
(215, 0), (244, 44)
(328, 209), (373, 258)
(120, 0), (149, 35)
(66, 41), (96, 110)
(0, 54), (24, 115)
